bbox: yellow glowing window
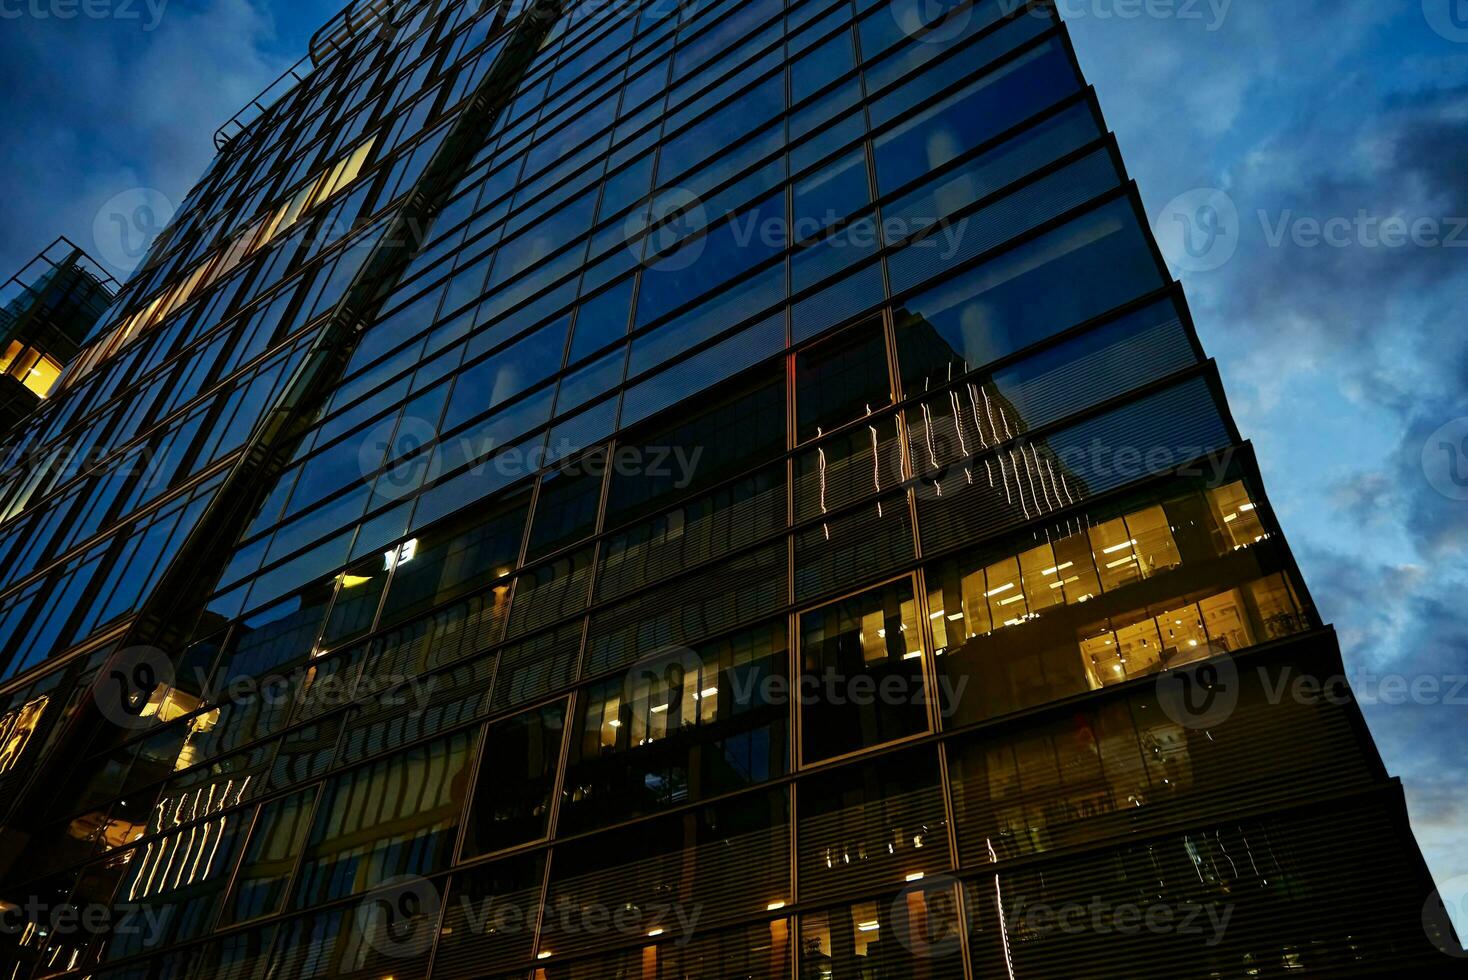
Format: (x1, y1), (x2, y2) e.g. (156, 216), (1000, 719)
(0, 696), (49, 774)
(22, 354), (62, 397)
(310, 136), (376, 210)
(0, 339), (22, 374)
(57, 136), (377, 395)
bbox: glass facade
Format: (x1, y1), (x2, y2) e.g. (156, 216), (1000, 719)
(0, 0), (1451, 977)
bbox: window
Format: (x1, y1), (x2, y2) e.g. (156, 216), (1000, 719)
(872, 37), (1080, 195)
(318, 554), (390, 648)
(926, 488), (1306, 725)
(566, 276), (633, 363)
(436, 855), (546, 976)
(1209, 480), (1270, 550)
(0, 695), (48, 774)
(543, 788), (790, 958)
(221, 788), (317, 925)
(0, 343), (64, 397)
(218, 581), (335, 685)
(633, 193), (785, 329)
(523, 455), (605, 561)
(462, 700), (567, 856)
(377, 488), (529, 626)
(292, 730), (476, 906)
(799, 579), (929, 763)
(799, 881), (966, 980)
(894, 198), (1164, 393)
(605, 366), (785, 527)
(794, 317), (891, 442)
(560, 621), (790, 833)
(797, 747), (949, 903)
(440, 317), (568, 433)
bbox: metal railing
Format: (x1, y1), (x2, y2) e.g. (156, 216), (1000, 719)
(212, 0), (400, 151)
(0, 237), (118, 332)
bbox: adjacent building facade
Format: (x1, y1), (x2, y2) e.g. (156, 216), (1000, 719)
(0, 239), (117, 430)
(0, 0), (1454, 977)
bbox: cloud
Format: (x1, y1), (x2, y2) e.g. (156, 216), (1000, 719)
(0, 0), (341, 278)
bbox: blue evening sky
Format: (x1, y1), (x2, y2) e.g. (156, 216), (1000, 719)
(0, 0), (1465, 925)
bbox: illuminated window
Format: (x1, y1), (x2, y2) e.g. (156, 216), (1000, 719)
(561, 622), (789, 834)
(21, 353), (62, 396)
(0, 343), (64, 397)
(0, 695), (48, 773)
(0, 340), (22, 372)
(1209, 480), (1269, 549)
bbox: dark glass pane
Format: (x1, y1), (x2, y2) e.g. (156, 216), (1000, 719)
(217, 581), (335, 685)
(799, 579), (929, 763)
(221, 788), (317, 925)
(797, 747), (950, 904)
(378, 488), (530, 625)
(795, 317), (891, 442)
(523, 454), (606, 561)
(568, 277), (634, 363)
(605, 366), (785, 527)
(463, 699), (567, 856)
(560, 620), (790, 833)
(293, 730), (476, 906)
(544, 788), (790, 958)
(319, 554), (389, 647)
(894, 199), (1163, 393)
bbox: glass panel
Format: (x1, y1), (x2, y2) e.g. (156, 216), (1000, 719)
(799, 579), (929, 763)
(1087, 517), (1141, 592)
(293, 730), (476, 906)
(560, 620), (790, 833)
(1124, 504), (1182, 578)
(1208, 480), (1269, 550)
(378, 488), (529, 625)
(462, 699), (567, 857)
(798, 882), (965, 980)
(221, 788), (317, 925)
(1250, 573), (1304, 640)
(794, 317), (891, 442)
(1198, 588), (1254, 654)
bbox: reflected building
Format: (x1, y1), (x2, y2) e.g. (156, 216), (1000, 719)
(0, 0), (1456, 977)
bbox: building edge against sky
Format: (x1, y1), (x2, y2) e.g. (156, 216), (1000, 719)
(0, 0), (1458, 976)
(0, 239), (117, 432)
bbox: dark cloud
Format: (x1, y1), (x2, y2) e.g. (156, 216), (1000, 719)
(0, 0), (342, 278)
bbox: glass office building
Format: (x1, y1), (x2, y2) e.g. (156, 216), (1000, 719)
(0, 0), (1454, 976)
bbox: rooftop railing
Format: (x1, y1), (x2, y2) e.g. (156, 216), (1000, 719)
(0, 238), (118, 324)
(212, 0), (400, 151)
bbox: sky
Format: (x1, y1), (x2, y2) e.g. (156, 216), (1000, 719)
(0, 0), (1465, 936)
